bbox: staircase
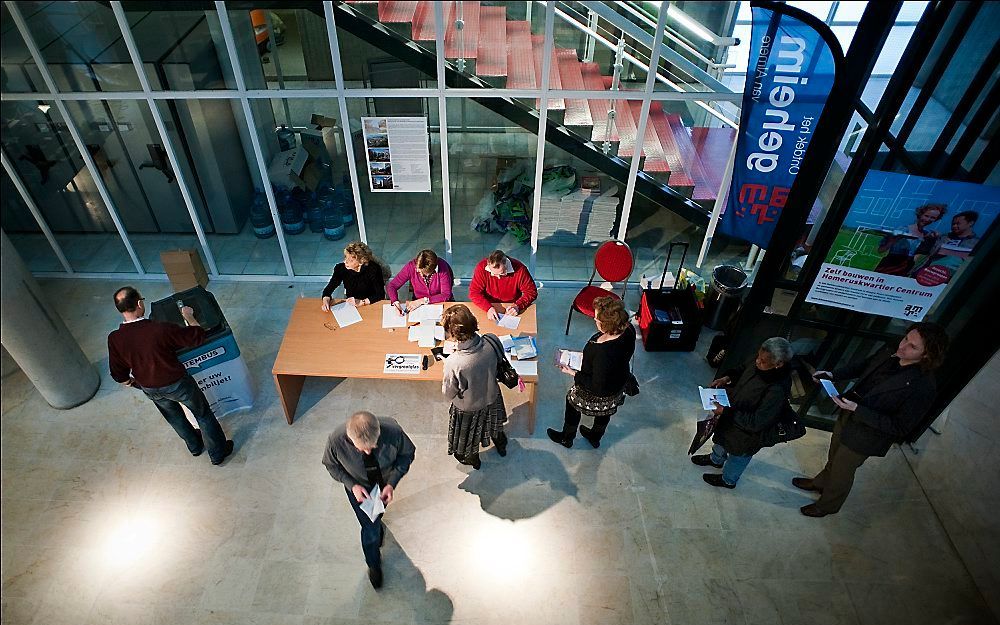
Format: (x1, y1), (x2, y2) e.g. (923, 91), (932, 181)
(337, 1), (738, 226)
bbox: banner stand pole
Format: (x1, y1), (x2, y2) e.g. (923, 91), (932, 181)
(696, 138), (738, 269)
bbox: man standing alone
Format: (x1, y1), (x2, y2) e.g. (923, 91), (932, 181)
(108, 286), (233, 465)
(322, 411), (416, 588)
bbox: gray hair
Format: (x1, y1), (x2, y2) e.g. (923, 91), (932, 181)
(760, 337), (793, 365)
(346, 411), (380, 447)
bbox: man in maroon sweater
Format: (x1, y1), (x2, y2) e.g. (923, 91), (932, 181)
(108, 286), (233, 465)
(468, 250), (538, 322)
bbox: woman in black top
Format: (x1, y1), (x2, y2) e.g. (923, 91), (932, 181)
(548, 296), (635, 449)
(321, 241), (388, 311)
(795, 322), (948, 517)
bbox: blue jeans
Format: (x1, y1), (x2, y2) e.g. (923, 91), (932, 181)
(710, 443), (754, 486)
(345, 487), (384, 568)
(141, 375), (227, 463)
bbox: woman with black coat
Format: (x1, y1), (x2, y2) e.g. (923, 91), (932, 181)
(693, 337), (794, 489)
(321, 241), (388, 311)
(794, 322), (948, 517)
(547, 296), (635, 449)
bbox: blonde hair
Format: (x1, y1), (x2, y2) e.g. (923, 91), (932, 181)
(346, 411), (380, 447)
(594, 296), (630, 334)
(442, 304), (478, 342)
(344, 241), (391, 281)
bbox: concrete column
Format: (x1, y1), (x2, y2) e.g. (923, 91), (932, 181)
(0, 231), (99, 409)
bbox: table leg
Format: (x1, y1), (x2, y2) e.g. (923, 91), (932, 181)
(274, 373), (306, 425)
(525, 381), (537, 435)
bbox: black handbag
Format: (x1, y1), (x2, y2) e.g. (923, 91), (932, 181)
(761, 403), (807, 446)
(483, 334), (520, 389)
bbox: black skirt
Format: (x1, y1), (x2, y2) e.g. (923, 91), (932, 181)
(447, 395), (507, 458)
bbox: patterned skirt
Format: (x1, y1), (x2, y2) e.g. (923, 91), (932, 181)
(448, 394), (508, 458)
(567, 384), (625, 418)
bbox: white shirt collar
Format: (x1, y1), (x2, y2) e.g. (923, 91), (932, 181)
(121, 316), (147, 325)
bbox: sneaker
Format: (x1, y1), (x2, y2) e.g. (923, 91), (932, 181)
(690, 454), (723, 468)
(368, 565), (383, 589)
(579, 425), (601, 449)
(211, 440), (235, 466)
(546, 428), (572, 448)
(702, 473), (735, 489)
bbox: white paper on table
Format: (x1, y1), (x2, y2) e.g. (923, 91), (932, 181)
(410, 304), (443, 323)
(407, 326), (420, 342)
(358, 483), (385, 522)
(820, 379), (840, 397)
(698, 386), (730, 411)
(382, 304), (407, 328)
(497, 314), (521, 330)
(509, 358), (537, 377)
(331, 301), (363, 328)
(498, 334), (515, 350)
(434, 326), (445, 340)
(556, 349), (583, 371)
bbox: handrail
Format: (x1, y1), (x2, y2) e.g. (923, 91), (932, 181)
(617, 1), (733, 69)
(548, 3), (739, 128)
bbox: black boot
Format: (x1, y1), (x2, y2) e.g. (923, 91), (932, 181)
(368, 565), (383, 589)
(457, 452), (481, 470)
(579, 425), (601, 449)
(494, 431), (508, 457)
(546, 428), (573, 448)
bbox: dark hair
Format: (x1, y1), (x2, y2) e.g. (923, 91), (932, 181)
(593, 296), (630, 335)
(915, 203), (947, 219)
(906, 322), (949, 370)
(415, 249), (439, 273)
(114, 286), (141, 313)
(954, 210), (979, 224)
(487, 249), (507, 267)
(442, 304), (478, 342)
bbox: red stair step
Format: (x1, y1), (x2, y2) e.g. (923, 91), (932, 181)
(506, 21), (536, 89)
(650, 106), (695, 193)
(581, 62), (613, 141)
(378, 0), (418, 23)
(476, 6), (507, 76)
(666, 114), (714, 200)
(412, 0), (453, 41)
(626, 101), (668, 173)
(444, 1), (480, 59)
(691, 127), (737, 200)
(611, 94), (637, 155)
(532, 35), (564, 110)
(557, 49), (593, 127)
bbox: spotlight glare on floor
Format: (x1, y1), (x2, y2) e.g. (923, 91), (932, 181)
(101, 514), (160, 568)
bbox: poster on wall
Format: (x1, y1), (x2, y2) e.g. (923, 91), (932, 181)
(361, 116), (431, 192)
(805, 170), (999, 321)
(715, 1), (843, 249)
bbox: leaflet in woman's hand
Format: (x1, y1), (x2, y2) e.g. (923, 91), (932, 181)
(555, 349), (583, 371)
(698, 386), (730, 411)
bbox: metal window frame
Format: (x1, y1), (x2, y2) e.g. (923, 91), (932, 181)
(0, 0), (748, 283)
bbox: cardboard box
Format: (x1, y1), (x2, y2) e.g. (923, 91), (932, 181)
(267, 147), (308, 189)
(161, 249), (209, 292)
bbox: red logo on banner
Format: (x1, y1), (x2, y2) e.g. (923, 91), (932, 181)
(914, 264), (952, 287)
(734, 184), (790, 225)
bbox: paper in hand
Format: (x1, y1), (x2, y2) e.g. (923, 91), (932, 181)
(698, 386), (730, 411)
(820, 379), (840, 398)
(358, 483), (385, 522)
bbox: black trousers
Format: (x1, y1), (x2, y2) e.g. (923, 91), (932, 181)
(559, 399), (611, 442)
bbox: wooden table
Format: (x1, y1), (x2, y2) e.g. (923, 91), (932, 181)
(272, 299), (539, 432)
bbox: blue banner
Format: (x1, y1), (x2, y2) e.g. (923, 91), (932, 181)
(717, 2), (843, 249)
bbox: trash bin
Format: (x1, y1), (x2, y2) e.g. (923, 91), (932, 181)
(149, 286), (254, 417)
(703, 264), (748, 330)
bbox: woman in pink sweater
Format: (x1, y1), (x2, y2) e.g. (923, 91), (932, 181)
(386, 249), (454, 313)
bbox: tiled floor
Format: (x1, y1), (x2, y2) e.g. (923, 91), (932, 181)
(1, 279), (994, 625)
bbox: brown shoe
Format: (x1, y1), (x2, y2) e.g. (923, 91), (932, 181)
(800, 504), (833, 518)
(792, 477), (822, 492)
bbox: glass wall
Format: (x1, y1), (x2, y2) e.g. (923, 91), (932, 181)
(0, 1), (926, 286)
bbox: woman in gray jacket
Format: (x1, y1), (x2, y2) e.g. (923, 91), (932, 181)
(441, 304), (508, 469)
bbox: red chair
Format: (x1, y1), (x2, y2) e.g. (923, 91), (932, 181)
(566, 240), (634, 334)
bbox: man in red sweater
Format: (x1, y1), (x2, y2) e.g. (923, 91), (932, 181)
(468, 250), (538, 322)
(108, 286), (233, 465)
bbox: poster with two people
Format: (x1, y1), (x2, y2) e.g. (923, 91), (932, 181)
(805, 170), (999, 321)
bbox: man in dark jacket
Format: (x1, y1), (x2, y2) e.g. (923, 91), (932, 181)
(108, 286), (233, 465)
(693, 337), (794, 488)
(322, 411), (416, 589)
(794, 322), (948, 517)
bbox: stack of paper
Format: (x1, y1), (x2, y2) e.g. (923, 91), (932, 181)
(382, 304), (407, 328)
(535, 184), (621, 247)
(331, 301), (363, 328)
(409, 304), (443, 323)
(510, 336), (537, 360)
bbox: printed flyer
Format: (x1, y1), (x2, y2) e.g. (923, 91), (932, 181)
(805, 170), (998, 320)
(361, 116), (431, 192)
